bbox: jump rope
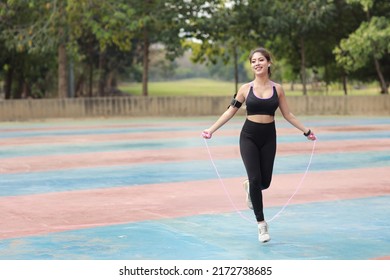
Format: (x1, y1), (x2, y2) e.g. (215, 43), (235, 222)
(202, 131), (317, 224)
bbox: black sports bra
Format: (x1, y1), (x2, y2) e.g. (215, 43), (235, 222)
(246, 82), (279, 116)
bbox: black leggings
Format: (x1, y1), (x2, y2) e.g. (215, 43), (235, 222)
(239, 119), (277, 222)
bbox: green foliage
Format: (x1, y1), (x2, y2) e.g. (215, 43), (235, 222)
(66, 0), (137, 52)
(334, 16), (390, 72)
(0, 0), (58, 53)
(271, 0), (336, 67)
(346, 0), (374, 12)
(1, 0), (388, 99)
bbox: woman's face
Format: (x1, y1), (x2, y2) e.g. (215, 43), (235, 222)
(250, 52), (269, 76)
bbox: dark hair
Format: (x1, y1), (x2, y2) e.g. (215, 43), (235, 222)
(249, 47), (272, 76)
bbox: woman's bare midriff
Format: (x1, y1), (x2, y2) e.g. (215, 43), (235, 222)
(247, 114), (275, 124)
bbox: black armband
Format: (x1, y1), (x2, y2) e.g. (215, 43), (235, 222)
(303, 129), (311, 137)
(230, 98), (242, 108)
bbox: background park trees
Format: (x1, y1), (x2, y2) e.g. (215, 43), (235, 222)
(334, 0), (389, 94)
(0, 0), (388, 99)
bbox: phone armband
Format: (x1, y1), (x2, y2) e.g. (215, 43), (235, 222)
(230, 98), (242, 108)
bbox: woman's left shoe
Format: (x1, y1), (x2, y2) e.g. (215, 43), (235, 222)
(258, 222), (271, 243)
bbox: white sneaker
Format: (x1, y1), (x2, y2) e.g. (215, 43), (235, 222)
(243, 179), (253, 209)
(258, 222), (271, 243)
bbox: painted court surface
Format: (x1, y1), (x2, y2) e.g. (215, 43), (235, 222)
(0, 116), (389, 260)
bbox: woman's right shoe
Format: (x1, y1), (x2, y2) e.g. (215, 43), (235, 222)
(243, 179), (253, 209)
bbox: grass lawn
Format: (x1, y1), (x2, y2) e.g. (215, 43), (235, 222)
(118, 78), (382, 97)
(119, 78), (237, 97)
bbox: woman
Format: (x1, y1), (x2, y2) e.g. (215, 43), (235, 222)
(202, 47), (316, 243)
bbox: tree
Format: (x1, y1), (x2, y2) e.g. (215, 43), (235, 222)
(272, 0), (336, 95)
(334, 0), (389, 94)
(186, 0), (259, 95)
(317, 0), (364, 95)
(0, 0), (138, 98)
(0, 0), (57, 99)
(125, 0), (222, 96)
(66, 0), (137, 96)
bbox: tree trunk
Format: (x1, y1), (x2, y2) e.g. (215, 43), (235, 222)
(342, 73), (348, 95)
(299, 37), (307, 96)
(58, 43), (68, 98)
(98, 51), (106, 96)
(107, 71), (117, 88)
(364, 8), (387, 94)
(88, 63), (93, 97)
(4, 67), (13, 99)
(22, 81), (31, 98)
(14, 74), (23, 99)
(106, 70), (118, 95)
(290, 81), (294, 91)
(68, 60), (75, 98)
(373, 57), (388, 94)
(75, 73), (85, 97)
(233, 46), (238, 94)
(142, 28), (149, 97)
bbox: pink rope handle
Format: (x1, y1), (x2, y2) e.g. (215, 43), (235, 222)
(202, 137), (317, 224)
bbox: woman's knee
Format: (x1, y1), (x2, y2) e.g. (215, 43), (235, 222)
(261, 178), (272, 190)
(249, 175), (272, 190)
(249, 177), (269, 190)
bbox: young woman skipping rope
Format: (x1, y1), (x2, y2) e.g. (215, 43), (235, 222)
(202, 47), (316, 243)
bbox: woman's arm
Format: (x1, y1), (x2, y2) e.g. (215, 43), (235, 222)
(202, 84), (248, 138)
(203, 106), (239, 137)
(276, 84), (316, 140)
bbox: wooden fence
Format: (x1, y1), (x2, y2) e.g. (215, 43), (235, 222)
(0, 95), (389, 121)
